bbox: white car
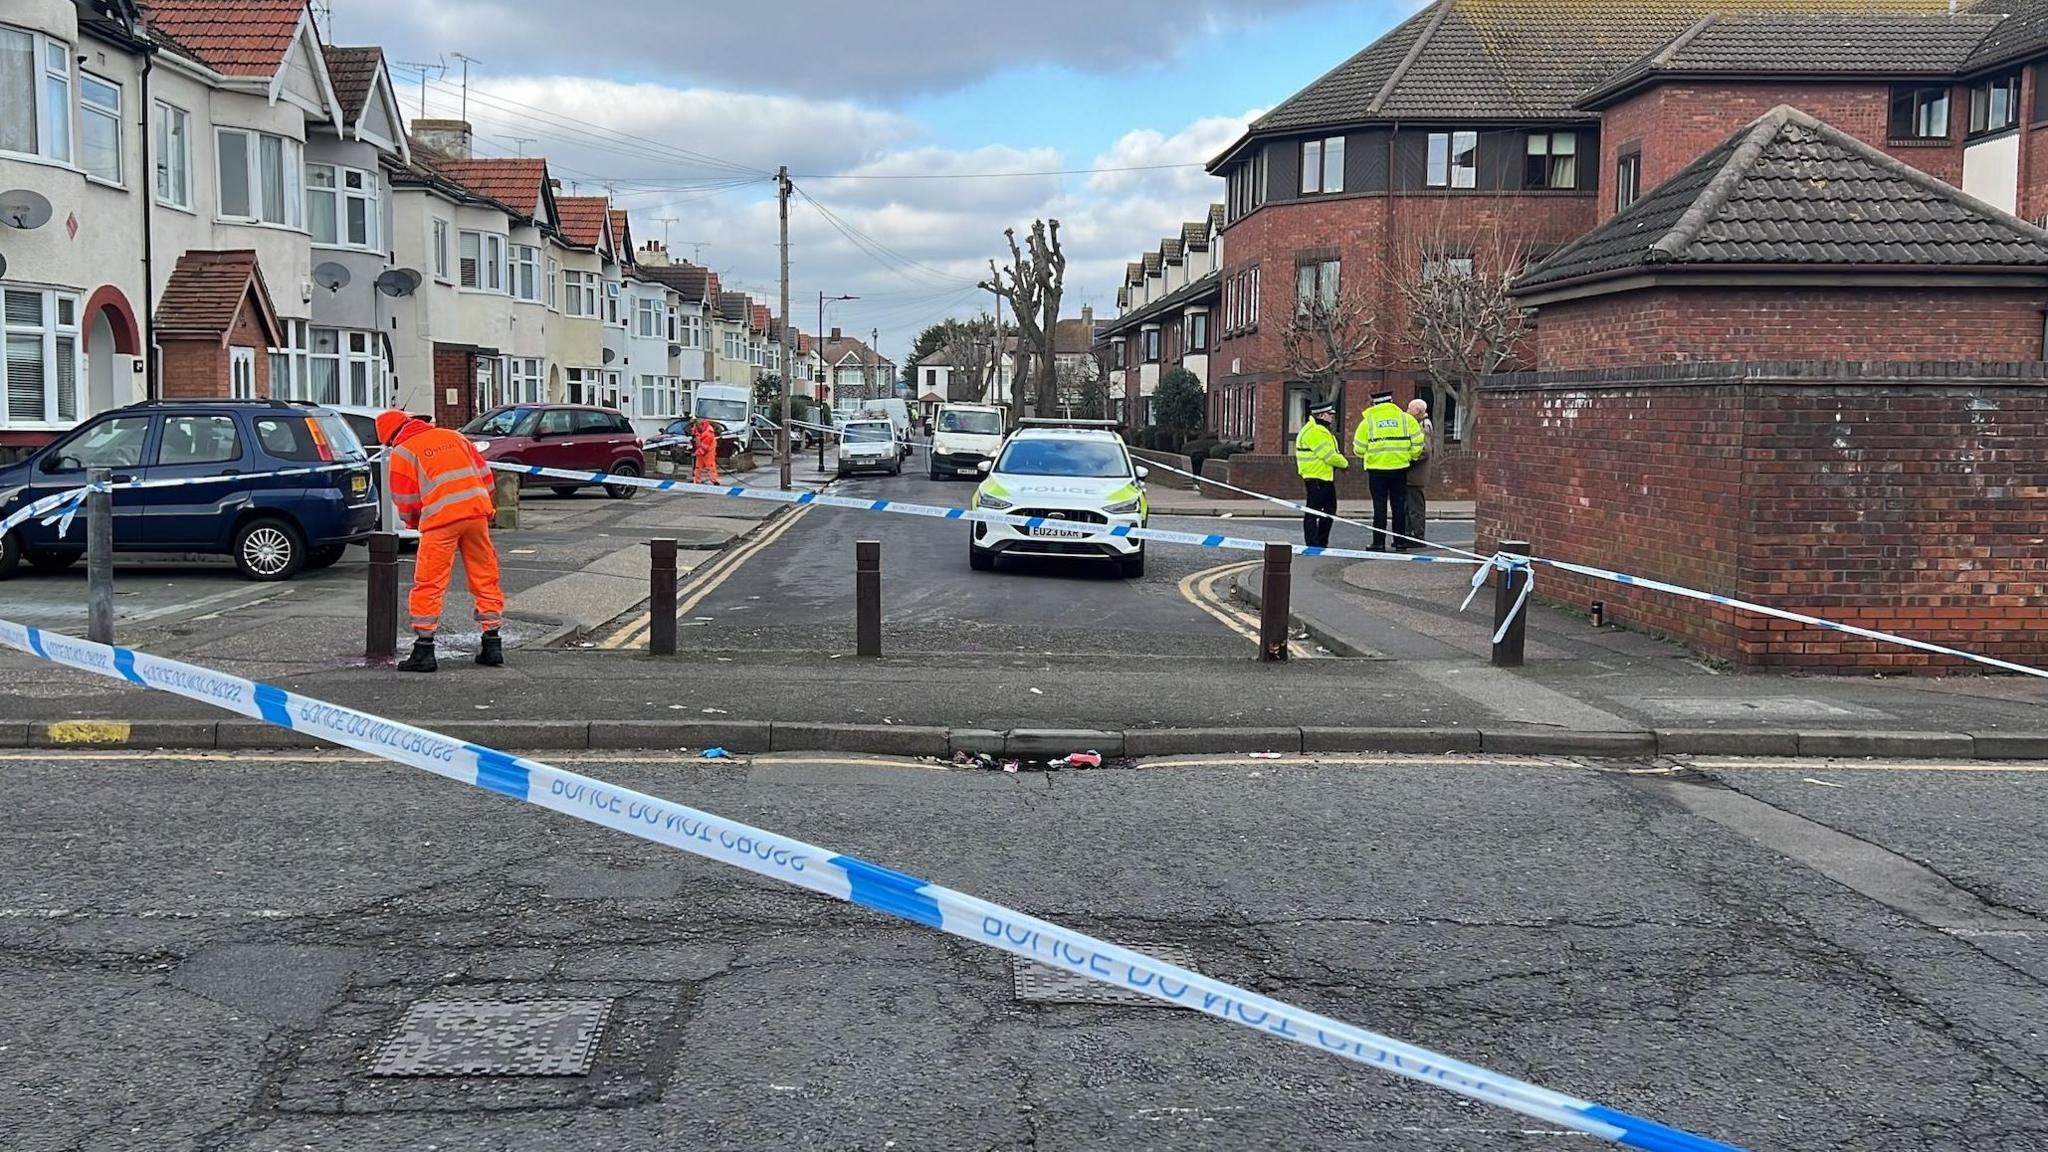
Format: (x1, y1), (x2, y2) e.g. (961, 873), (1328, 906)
(969, 420), (1148, 578)
(322, 403), (421, 544)
(928, 404), (1006, 479)
(835, 418), (903, 478)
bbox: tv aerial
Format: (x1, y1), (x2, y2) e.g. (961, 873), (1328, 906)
(0, 190), (54, 230)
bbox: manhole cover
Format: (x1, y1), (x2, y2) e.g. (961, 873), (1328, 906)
(369, 998), (613, 1077)
(1012, 943), (1197, 1007)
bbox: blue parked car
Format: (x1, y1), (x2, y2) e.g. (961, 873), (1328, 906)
(0, 399), (377, 582)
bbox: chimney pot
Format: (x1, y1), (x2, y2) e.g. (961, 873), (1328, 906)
(831, 327), (842, 339)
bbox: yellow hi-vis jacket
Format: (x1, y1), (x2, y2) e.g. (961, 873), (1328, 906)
(1293, 419), (1349, 482)
(1354, 402), (1426, 471)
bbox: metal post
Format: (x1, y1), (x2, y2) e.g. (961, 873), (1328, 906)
(649, 537), (678, 657)
(1258, 541), (1291, 663)
(777, 165), (793, 491)
(1492, 539), (1530, 669)
(85, 468), (113, 645)
(855, 540), (881, 657)
(365, 531), (399, 661)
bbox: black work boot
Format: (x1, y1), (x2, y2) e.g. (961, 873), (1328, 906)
(476, 630), (505, 668)
(397, 637), (438, 673)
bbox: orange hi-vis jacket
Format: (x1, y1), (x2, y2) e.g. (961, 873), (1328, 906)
(693, 419), (718, 452)
(388, 420), (496, 531)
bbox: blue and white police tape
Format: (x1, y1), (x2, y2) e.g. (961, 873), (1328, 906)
(0, 615), (1745, 1152)
(0, 460), (371, 541)
(488, 462), (1487, 568)
(1137, 455), (1479, 561)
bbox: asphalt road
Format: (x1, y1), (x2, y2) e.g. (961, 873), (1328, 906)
(5, 750), (2046, 1152)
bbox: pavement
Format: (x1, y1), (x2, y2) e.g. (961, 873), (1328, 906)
(4, 748), (2046, 1151)
(2, 443), (2044, 759)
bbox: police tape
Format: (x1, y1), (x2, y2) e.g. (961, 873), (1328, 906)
(488, 462), (1487, 568)
(1137, 456), (1477, 561)
(0, 614), (1745, 1152)
(0, 461), (371, 541)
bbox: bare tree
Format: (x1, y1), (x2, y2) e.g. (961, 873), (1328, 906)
(1399, 209), (1530, 437)
(1055, 358), (1111, 420)
(1281, 271), (1378, 406)
(933, 315), (999, 402)
(981, 220), (1066, 421)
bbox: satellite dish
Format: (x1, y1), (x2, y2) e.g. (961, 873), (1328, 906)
(374, 268), (422, 297)
(0, 253), (7, 279)
(601, 347), (617, 364)
(0, 189), (53, 230)
(312, 262), (352, 293)
(668, 344), (683, 358)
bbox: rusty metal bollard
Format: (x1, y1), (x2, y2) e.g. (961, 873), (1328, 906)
(1259, 542), (1292, 662)
(365, 531), (399, 661)
(856, 540), (882, 657)
(649, 538), (678, 657)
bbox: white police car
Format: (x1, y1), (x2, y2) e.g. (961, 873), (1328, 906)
(968, 420), (1149, 578)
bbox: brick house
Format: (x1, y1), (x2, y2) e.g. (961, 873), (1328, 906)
(1482, 106), (2048, 670)
(155, 251), (285, 401)
(1096, 209), (1222, 430)
(1200, 0), (2048, 496)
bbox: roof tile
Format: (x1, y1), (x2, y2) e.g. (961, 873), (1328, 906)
(321, 46), (382, 128)
(555, 196), (611, 250)
(157, 249), (278, 337)
(430, 158), (549, 217)
(143, 0), (307, 77)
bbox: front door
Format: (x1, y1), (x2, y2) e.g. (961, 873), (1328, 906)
(143, 411), (252, 549)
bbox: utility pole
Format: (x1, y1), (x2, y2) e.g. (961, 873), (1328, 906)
(777, 166), (793, 490)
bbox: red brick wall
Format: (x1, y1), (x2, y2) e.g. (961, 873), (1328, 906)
(1532, 288), (2048, 371)
(433, 345), (478, 427)
(2024, 121), (2048, 225)
(1596, 81), (1965, 225)
(1477, 365), (2048, 671)
(159, 339), (226, 400)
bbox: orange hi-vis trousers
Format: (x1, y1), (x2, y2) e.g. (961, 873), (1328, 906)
(409, 516), (505, 636)
(692, 444), (720, 484)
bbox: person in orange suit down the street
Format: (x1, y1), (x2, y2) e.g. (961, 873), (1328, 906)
(377, 410), (507, 673)
(692, 416), (721, 485)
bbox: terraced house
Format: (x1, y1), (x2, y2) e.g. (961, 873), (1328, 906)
(1192, 0), (2048, 495)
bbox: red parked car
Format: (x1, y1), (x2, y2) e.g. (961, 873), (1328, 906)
(459, 405), (646, 499)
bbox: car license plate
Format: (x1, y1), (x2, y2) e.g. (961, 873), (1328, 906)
(1032, 523), (1091, 539)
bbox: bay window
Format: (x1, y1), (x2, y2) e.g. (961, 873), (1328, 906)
(0, 28), (71, 163)
(1300, 136), (1344, 194)
(459, 230), (506, 292)
(511, 244), (541, 301)
(679, 312), (703, 348)
(636, 296), (664, 337)
(155, 102), (191, 208)
(216, 127), (303, 227)
(79, 74), (121, 184)
(431, 218), (450, 280)
(507, 357), (543, 405)
(271, 323), (390, 407)
(3, 286), (81, 427)
(307, 163), (380, 249)
(564, 270), (598, 317)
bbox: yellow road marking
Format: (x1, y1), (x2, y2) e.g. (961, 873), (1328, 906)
(600, 504), (812, 650)
(43, 720), (133, 745)
(1179, 561), (1313, 658)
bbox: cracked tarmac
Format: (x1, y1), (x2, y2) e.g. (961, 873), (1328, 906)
(3, 752), (2046, 1151)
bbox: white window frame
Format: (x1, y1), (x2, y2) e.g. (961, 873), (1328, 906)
(458, 230), (507, 293)
(228, 346), (257, 400)
(0, 28), (73, 165)
(679, 312), (703, 349)
(605, 281), (622, 326)
(307, 162), (380, 250)
(431, 218), (450, 281)
(510, 244), (542, 302)
(78, 71), (121, 185)
(507, 357), (543, 405)
(2, 286), (83, 428)
(154, 101), (191, 209)
(215, 126), (303, 228)
(564, 270), (598, 317)
(1427, 131), (1478, 189)
(545, 257), (559, 310)
(1524, 131), (1577, 191)
(635, 295), (664, 338)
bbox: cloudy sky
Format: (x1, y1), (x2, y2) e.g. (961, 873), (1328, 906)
(333, 0), (1419, 363)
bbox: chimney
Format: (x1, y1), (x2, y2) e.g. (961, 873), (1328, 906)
(1081, 305), (1094, 331)
(409, 118), (473, 160)
(638, 241), (670, 267)
(830, 326), (842, 339)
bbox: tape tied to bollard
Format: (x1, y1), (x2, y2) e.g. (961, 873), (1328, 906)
(1459, 551), (1536, 644)
(0, 614), (1748, 1152)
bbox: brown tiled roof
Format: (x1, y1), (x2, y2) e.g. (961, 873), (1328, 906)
(1583, 13), (2002, 104)
(1182, 221), (1210, 251)
(322, 45), (381, 127)
(635, 262), (710, 302)
(1125, 262), (1144, 286)
(1142, 252), (1162, 276)
(1242, 0), (1958, 136)
(796, 334), (813, 355)
(157, 249), (282, 342)
(1516, 105), (2048, 291)
(555, 196), (611, 250)
(717, 292), (751, 322)
(609, 210), (632, 257)
(820, 333), (892, 368)
(749, 304), (769, 333)
(1160, 237), (1184, 262)
(143, 0), (306, 77)
(431, 158), (549, 217)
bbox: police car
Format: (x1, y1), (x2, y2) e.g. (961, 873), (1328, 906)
(968, 419), (1149, 578)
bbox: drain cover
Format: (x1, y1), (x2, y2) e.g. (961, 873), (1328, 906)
(1012, 943), (1197, 1007)
(369, 998), (612, 1077)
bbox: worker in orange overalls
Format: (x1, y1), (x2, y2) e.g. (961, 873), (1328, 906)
(377, 410), (507, 673)
(691, 416), (721, 484)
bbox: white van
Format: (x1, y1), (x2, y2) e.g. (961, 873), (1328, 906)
(928, 404), (1006, 479)
(859, 398), (913, 459)
(692, 383), (753, 448)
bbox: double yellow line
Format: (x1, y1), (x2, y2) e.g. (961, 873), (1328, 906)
(1178, 561), (1314, 658)
(599, 505), (813, 650)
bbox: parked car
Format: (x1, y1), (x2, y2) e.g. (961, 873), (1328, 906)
(835, 419), (902, 478)
(969, 419), (1148, 578)
(461, 405), (645, 499)
(0, 399), (377, 582)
